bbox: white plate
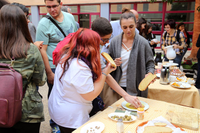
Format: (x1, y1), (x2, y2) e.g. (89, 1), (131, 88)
(108, 112), (137, 123)
(170, 82), (191, 89)
(121, 101), (149, 112)
(166, 63), (178, 66)
(80, 121), (105, 133)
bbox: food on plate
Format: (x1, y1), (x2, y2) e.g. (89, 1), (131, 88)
(101, 52), (116, 68)
(111, 115), (133, 121)
(186, 78), (195, 84)
(170, 67), (184, 77)
(86, 126), (101, 133)
(143, 126), (173, 133)
(138, 73), (157, 91)
(154, 122), (167, 127)
(176, 77), (182, 81)
(172, 82), (180, 87)
(126, 103), (144, 109)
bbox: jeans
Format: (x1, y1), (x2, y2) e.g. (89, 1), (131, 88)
(195, 58), (200, 89)
(47, 68), (58, 128)
(47, 68), (56, 98)
(164, 54), (183, 68)
(0, 122), (41, 133)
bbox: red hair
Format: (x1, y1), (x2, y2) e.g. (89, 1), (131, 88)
(59, 28), (101, 81)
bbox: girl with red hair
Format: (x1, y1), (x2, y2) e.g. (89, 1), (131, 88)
(48, 28), (115, 132)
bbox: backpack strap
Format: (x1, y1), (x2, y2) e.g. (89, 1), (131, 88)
(164, 31), (167, 40)
(0, 63), (15, 72)
(45, 15), (66, 37)
(176, 30), (180, 43)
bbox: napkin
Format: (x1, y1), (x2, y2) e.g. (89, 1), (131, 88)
(115, 107), (137, 116)
(137, 116), (187, 133)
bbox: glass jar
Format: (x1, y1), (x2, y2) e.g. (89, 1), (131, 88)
(116, 118), (124, 133)
(137, 108), (144, 120)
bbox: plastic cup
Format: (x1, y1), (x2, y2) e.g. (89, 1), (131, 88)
(157, 62), (162, 68)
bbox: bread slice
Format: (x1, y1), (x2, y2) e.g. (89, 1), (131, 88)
(154, 122), (167, 127)
(138, 73), (157, 91)
(143, 126), (173, 133)
(101, 52), (116, 68)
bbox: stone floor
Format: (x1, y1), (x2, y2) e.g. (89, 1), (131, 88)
(38, 84), (51, 133)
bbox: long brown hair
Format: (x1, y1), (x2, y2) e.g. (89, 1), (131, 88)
(0, 4), (32, 59)
(59, 28), (101, 82)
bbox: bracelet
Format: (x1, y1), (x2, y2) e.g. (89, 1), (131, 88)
(102, 72), (107, 77)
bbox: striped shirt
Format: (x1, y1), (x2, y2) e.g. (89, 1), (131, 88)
(161, 30), (186, 53)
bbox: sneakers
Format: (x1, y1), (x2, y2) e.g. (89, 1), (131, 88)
(52, 126), (61, 133)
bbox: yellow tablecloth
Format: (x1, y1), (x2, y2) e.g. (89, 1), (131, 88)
(148, 79), (200, 109)
(73, 97), (200, 133)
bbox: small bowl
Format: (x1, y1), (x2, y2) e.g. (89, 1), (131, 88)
(152, 39), (158, 43)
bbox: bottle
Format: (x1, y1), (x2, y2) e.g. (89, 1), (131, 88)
(116, 119), (124, 133)
(137, 108), (144, 120)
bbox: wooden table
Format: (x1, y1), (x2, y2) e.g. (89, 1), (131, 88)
(73, 97), (200, 133)
(148, 79), (200, 109)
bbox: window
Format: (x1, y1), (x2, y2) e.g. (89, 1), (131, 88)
(137, 3), (163, 12)
(166, 2), (195, 11)
(165, 13), (194, 22)
(80, 5), (100, 13)
(111, 4), (134, 12)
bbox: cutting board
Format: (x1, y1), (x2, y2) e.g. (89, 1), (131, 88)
(165, 105), (199, 130)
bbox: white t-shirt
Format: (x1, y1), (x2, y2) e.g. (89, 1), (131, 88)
(119, 47), (131, 87)
(48, 58), (94, 128)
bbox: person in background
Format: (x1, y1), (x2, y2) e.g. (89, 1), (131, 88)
(161, 19), (186, 67)
(0, 5), (46, 133)
(137, 17), (147, 38)
(195, 34), (200, 90)
(11, 3), (37, 43)
(145, 22), (160, 56)
(61, 6), (80, 29)
(101, 7), (139, 62)
(48, 28), (115, 132)
(92, 17), (142, 108)
(36, 0), (77, 132)
(176, 22), (190, 58)
(0, 0), (9, 9)
(108, 11), (155, 100)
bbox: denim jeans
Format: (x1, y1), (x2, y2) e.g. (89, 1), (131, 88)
(47, 68), (57, 128)
(47, 68), (55, 98)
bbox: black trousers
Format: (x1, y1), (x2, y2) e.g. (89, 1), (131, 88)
(195, 58), (200, 88)
(0, 122), (41, 133)
(58, 125), (75, 133)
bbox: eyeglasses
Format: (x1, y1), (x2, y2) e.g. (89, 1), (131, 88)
(101, 35), (113, 43)
(46, 4), (59, 9)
